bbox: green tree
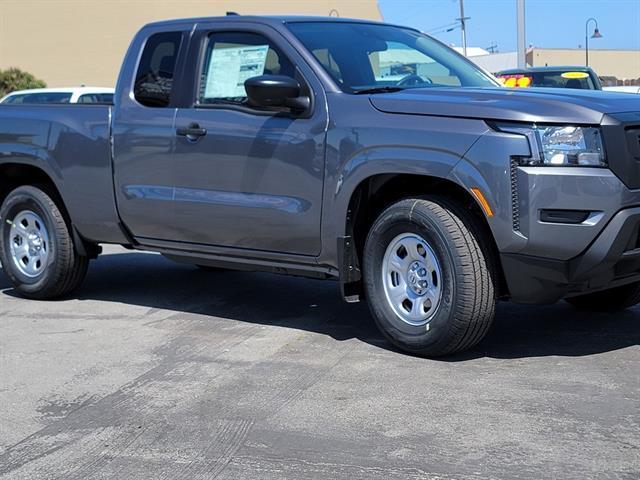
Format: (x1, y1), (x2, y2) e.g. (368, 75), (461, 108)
(0, 68), (46, 97)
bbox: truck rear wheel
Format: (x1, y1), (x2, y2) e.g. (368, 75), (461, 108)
(0, 186), (89, 299)
(566, 282), (640, 312)
(363, 197), (496, 357)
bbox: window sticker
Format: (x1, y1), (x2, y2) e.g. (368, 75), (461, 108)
(204, 45), (269, 99)
(561, 72), (589, 79)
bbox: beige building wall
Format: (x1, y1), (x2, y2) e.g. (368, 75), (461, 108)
(0, 0), (382, 87)
(527, 48), (640, 80)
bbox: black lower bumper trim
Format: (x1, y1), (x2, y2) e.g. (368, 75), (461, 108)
(502, 206), (640, 304)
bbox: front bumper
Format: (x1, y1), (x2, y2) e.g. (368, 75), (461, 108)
(503, 207), (640, 304)
(451, 120), (640, 304)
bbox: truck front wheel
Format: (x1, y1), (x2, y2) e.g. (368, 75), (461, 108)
(0, 186), (89, 299)
(363, 197), (496, 357)
(566, 282), (640, 312)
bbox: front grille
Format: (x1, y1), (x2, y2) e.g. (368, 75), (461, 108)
(602, 114), (640, 190)
(625, 127), (640, 160)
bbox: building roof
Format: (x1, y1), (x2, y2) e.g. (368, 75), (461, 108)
(468, 52), (518, 74)
(451, 47), (491, 57)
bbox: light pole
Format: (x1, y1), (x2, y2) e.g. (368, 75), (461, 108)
(585, 18), (602, 67)
(517, 0), (526, 68)
(457, 0), (470, 56)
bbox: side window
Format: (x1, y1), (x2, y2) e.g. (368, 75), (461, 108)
(25, 92), (72, 103)
(134, 31), (183, 108)
(198, 32), (295, 106)
(3, 94), (27, 104)
(78, 93), (114, 105)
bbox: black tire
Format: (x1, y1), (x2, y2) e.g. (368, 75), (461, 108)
(0, 185), (89, 299)
(566, 282), (640, 312)
(363, 197), (496, 357)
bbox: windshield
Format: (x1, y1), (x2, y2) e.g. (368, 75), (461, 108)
(497, 71), (598, 90)
(287, 22), (498, 93)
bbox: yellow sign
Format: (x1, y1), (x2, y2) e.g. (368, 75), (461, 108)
(499, 75), (532, 88)
(561, 72), (589, 79)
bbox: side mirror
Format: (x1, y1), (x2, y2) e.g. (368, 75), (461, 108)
(244, 75), (310, 113)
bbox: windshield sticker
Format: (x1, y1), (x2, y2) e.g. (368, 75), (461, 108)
(561, 72), (589, 79)
(204, 45), (269, 98)
(498, 75), (532, 88)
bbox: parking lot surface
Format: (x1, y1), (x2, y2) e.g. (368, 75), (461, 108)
(0, 246), (638, 479)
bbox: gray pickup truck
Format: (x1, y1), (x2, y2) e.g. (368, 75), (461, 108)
(2, 16), (640, 357)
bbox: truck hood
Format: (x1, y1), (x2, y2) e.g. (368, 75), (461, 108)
(369, 87), (640, 124)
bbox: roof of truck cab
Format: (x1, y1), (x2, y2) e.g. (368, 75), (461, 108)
(142, 15), (405, 29)
(497, 66), (596, 75)
(3, 87), (114, 94)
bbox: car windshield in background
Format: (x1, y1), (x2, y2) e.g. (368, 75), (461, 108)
(2, 92), (73, 104)
(287, 22), (498, 93)
(497, 71), (597, 90)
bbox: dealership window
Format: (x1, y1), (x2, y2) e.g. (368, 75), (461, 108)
(198, 32), (295, 106)
(134, 32), (183, 107)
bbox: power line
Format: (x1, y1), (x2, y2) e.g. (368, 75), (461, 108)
(425, 22), (459, 34)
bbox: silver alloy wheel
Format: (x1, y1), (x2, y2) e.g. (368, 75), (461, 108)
(381, 232), (443, 326)
(8, 210), (51, 278)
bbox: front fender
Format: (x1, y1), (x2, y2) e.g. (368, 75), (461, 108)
(332, 145), (463, 218)
(318, 123), (496, 269)
(448, 129), (531, 254)
(321, 108), (490, 253)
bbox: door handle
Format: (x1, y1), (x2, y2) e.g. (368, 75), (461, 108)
(176, 123), (207, 140)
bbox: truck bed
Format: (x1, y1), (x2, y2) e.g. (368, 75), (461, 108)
(0, 104), (123, 243)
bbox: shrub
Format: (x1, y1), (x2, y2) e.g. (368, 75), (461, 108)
(0, 68), (46, 97)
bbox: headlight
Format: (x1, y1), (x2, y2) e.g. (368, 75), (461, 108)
(494, 124), (607, 167)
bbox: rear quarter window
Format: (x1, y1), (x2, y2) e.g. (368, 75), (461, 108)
(134, 31), (183, 107)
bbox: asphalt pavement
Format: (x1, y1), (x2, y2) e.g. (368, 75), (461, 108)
(0, 245), (638, 479)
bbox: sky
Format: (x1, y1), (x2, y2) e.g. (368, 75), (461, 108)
(377, 0), (640, 52)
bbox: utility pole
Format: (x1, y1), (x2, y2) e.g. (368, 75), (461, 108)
(457, 0), (469, 56)
(517, 0), (526, 68)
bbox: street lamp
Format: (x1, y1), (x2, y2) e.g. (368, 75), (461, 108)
(585, 18), (602, 67)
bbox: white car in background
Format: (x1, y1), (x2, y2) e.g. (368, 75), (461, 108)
(603, 86), (640, 94)
(0, 86), (114, 104)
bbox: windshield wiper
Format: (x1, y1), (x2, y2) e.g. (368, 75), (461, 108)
(353, 86), (406, 95)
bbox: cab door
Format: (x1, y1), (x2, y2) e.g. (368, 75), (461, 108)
(170, 23), (327, 255)
(112, 28), (188, 240)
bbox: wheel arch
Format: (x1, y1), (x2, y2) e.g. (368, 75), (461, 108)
(339, 173), (508, 301)
(0, 162), (99, 257)
(0, 162), (66, 216)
